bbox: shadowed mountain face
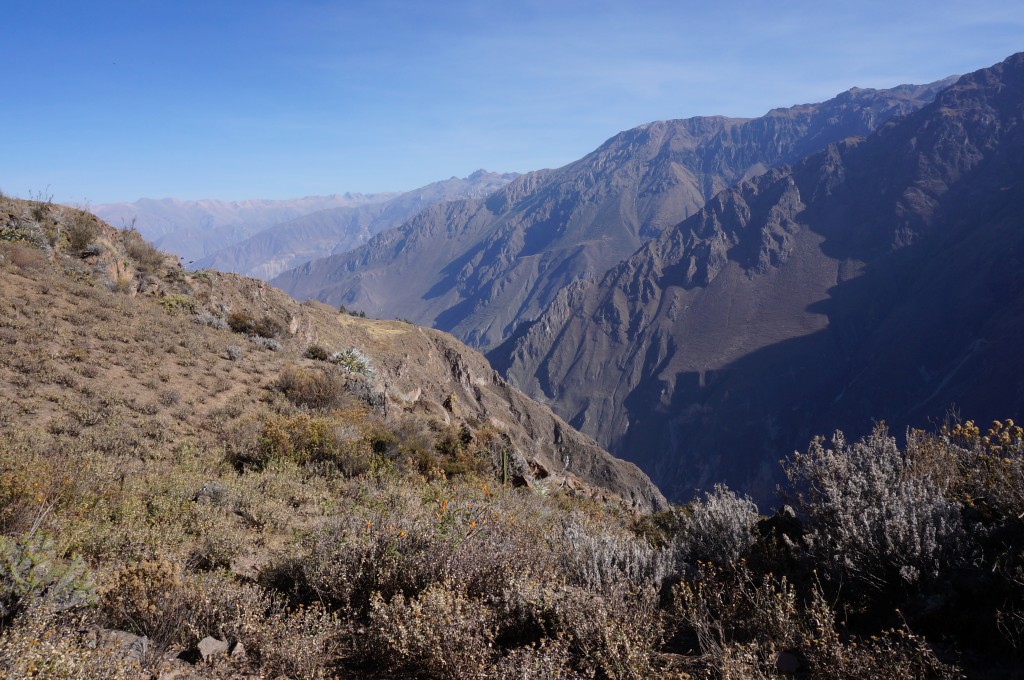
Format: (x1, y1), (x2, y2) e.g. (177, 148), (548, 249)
(272, 78), (955, 349)
(491, 53), (1024, 503)
(194, 170), (518, 280)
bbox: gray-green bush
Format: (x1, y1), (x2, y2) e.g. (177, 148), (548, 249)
(785, 425), (964, 596)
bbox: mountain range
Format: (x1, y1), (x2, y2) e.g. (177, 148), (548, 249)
(271, 77), (956, 349)
(491, 53), (1024, 501)
(94, 55), (1024, 506)
(92, 172), (517, 279)
(194, 170), (518, 280)
(92, 193), (395, 263)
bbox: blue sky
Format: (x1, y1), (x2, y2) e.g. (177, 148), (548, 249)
(2, 0), (1022, 204)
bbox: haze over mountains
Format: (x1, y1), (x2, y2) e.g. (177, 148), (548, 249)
(92, 171), (517, 275)
(492, 53), (1024, 501)
(92, 193), (395, 263)
(195, 170), (518, 280)
(271, 77), (956, 349)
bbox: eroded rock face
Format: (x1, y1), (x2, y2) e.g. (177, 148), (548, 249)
(273, 78), (954, 350)
(491, 53), (1024, 504)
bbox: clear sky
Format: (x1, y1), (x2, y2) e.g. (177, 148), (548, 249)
(2, 0), (1022, 204)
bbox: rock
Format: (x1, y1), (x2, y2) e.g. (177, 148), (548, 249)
(94, 628), (150, 663)
(192, 482), (226, 504)
(197, 636), (230, 661)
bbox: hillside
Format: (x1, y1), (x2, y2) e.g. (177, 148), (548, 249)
(272, 77), (955, 349)
(0, 197), (664, 514)
(0, 195), (679, 675)
(194, 170), (518, 280)
(492, 52), (1024, 502)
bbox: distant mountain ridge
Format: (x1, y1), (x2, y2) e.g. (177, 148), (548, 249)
(92, 193), (396, 263)
(490, 53), (1024, 502)
(195, 170), (519, 280)
(272, 76), (956, 349)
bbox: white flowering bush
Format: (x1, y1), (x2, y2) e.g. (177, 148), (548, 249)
(785, 425), (964, 595)
(557, 515), (674, 593)
(674, 484), (760, 569)
(328, 347), (375, 379)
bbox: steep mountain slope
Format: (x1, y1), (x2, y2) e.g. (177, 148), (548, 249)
(195, 170), (518, 280)
(273, 78), (955, 348)
(92, 193), (396, 263)
(491, 53), (1024, 502)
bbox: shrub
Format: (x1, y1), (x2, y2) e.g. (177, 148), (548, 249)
(784, 425), (964, 599)
(226, 413), (372, 475)
(0, 532), (96, 624)
(158, 293), (197, 315)
(676, 562), (958, 679)
(328, 347), (374, 379)
(367, 583), (495, 679)
(305, 344), (331, 361)
(121, 229), (164, 273)
(0, 223), (38, 246)
(225, 345), (244, 361)
(97, 560), (192, 656)
(227, 311), (283, 339)
(0, 605), (138, 678)
(251, 335), (281, 352)
(276, 366), (347, 411)
(235, 595), (343, 678)
(265, 483), (548, 617)
(674, 484), (760, 569)
(557, 516), (673, 593)
(193, 310), (229, 330)
(64, 216), (97, 255)
(937, 419), (1024, 518)
(0, 242), (49, 272)
(499, 579), (663, 679)
(157, 389), (180, 407)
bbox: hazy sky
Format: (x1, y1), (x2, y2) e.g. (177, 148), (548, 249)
(3, 0), (1022, 204)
